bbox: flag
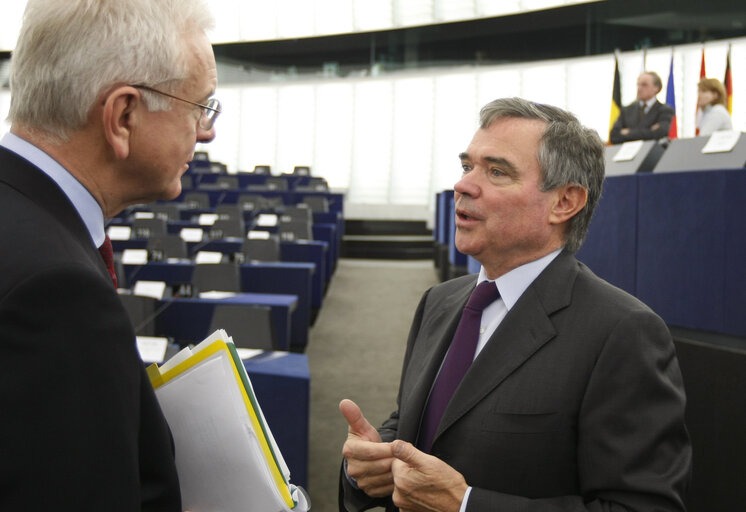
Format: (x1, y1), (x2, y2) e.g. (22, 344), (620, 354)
(666, 55), (677, 140)
(608, 54), (621, 143)
(695, 48), (706, 135)
(724, 44), (733, 115)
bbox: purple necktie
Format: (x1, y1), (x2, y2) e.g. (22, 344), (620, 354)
(98, 235), (118, 289)
(417, 280), (499, 453)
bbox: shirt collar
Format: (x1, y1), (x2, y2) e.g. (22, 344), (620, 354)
(477, 248), (562, 310)
(1, 132), (105, 247)
(641, 98), (656, 110)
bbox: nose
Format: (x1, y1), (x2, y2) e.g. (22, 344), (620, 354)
(197, 124), (216, 144)
(454, 170), (480, 198)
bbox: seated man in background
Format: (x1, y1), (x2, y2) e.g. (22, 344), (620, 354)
(610, 71), (674, 144)
(339, 97), (691, 512)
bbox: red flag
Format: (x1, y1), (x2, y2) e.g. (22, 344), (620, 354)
(695, 48), (706, 135)
(724, 44), (733, 115)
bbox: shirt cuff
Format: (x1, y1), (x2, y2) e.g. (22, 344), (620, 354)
(458, 486), (472, 512)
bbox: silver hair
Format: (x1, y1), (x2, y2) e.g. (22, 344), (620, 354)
(479, 97), (605, 254)
(9, 0), (214, 142)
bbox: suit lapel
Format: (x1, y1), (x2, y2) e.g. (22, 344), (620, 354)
(434, 252), (578, 444)
(397, 279), (474, 443)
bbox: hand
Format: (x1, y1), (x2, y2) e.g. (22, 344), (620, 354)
(390, 440), (468, 512)
(620, 128), (630, 136)
(650, 122), (661, 130)
(340, 399), (395, 497)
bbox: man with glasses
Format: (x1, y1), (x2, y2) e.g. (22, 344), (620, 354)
(0, 0), (219, 509)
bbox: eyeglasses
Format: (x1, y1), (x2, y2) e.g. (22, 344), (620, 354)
(131, 84), (221, 130)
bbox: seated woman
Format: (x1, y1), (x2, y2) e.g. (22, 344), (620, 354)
(697, 77), (732, 135)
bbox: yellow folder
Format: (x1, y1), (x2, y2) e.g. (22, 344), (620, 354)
(147, 330), (300, 511)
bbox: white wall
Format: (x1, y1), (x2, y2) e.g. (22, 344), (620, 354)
(2, 38), (744, 221)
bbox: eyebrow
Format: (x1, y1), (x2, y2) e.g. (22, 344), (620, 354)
(459, 152), (518, 174)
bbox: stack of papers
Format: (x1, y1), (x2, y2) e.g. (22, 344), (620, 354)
(147, 330), (309, 511)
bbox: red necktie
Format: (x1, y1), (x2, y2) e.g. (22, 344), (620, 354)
(417, 280), (499, 452)
(98, 235), (118, 288)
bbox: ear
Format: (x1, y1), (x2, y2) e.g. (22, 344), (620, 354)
(549, 184), (588, 225)
(101, 86), (140, 160)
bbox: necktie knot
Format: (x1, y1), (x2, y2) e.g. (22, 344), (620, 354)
(465, 280), (499, 312)
(98, 235), (118, 288)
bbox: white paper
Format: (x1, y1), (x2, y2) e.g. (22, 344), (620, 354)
(136, 336), (169, 363)
(612, 140), (644, 162)
(247, 230), (271, 240)
(121, 248), (149, 265)
(107, 225), (132, 241)
(198, 213), (219, 226)
(195, 251), (223, 264)
(701, 130), (741, 154)
(180, 227), (205, 242)
(199, 291), (238, 299)
(133, 280), (167, 300)
(236, 348), (264, 360)
(256, 214), (278, 227)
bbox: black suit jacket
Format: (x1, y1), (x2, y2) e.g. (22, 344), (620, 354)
(609, 100), (674, 144)
(341, 251), (691, 511)
(0, 146), (181, 510)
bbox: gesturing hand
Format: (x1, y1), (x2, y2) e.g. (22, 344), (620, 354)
(390, 440), (468, 512)
(340, 399), (395, 498)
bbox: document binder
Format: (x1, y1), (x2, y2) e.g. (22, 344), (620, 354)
(147, 330), (309, 512)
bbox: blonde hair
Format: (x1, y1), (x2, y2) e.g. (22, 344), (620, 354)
(698, 78), (727, 107)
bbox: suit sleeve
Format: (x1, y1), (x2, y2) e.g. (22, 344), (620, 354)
(339, 287), (433, 512)
(608, 110), (627, 144)
(625, 103), (674, 142)
(465, 308), (691, 511)
(0, 264), (179, 511)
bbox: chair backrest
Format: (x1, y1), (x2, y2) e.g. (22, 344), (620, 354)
(192, 263), (241, 294)
(293, 165), (311, 176)
(132, 217), (168, 238)
(215, 203), (244, 220)
(150, 203), (183, 221)
(241, 237), (281, 262)
(300, 196), (329, 213)
(181, 175), (194, 190)
(209, 304), (276, 351)
(209, 217), (245, 240)
(118, 293), (159, 336)
(278, 221), (313, 241)
(265, 177), (289, 191)
(237, 194), (267, 211)
(253, 165), (271, 175)
(280, 205), (313, 223)
(216, 176), (239, 189)
(147, 234), (188, 260)
(183, 191), (211, 209)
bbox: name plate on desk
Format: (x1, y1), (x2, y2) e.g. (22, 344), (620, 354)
(198, 213), (219, 226)
(134, 280), (167, 300)
(137, 336), (169, 364)
(134, 211), (155, 219)
(180, 227), (204, 242)
(122, 248), (149, 265)
(256, 214), (278, 227)
(702, 130), (741, 154)
(613, 140), (644, 162)
(107, 225), (132, 241)
(248, 230), (271, 240)
(195, 251), (223, 264)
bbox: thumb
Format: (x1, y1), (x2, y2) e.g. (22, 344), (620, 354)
(339, 399), (381, 442)
(391, 440), (423, 466)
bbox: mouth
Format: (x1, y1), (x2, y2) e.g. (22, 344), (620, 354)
(455, 207), (480, 224)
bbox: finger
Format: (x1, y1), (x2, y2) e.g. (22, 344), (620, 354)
(342, 437), (393, 461)
(340, 399), (381, 442)
(346, 451), (393, 479)
(391, 439), (424, 467)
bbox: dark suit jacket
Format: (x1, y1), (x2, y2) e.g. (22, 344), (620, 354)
(0, 146), (181, 510)
(609, 100), (674, 144)
(341, 250), (691, 511)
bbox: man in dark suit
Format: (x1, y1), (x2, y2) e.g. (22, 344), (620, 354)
(609, 71), (674, 144)
(340, 98), (691, 511)
(0, 0), (220, 509)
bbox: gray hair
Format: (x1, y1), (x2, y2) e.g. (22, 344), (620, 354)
(479, 97), (605, 253)
(9, 0), (214, 142)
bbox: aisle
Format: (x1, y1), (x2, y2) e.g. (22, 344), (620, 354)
(305, 258), (439, 511)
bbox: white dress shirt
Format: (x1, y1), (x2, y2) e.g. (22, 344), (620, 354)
(459, 248), (562, 511)
(1, 132), (105, 247)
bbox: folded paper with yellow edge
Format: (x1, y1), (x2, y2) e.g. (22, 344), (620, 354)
(147, 329), (310, 512)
